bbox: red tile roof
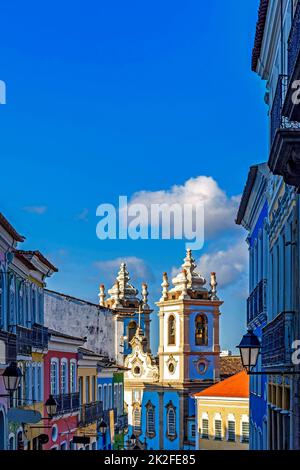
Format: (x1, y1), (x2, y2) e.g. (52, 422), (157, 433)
(0, 212), (25, 242)
(194, 371), (249, 399)
(252, 0), (269, 72)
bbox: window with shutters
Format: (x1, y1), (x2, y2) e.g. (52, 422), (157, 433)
(166, 402), (177, 440)
(214, 419), (222, 440)
(228, 420), (236, 442)
(133, 406), (141, 434)
(202, 418), (209, 439)
(61, 360), (68, 394)
(242, 420), (249, 443)
(50, 360), (58, 395)
(146, 401), (155, 437)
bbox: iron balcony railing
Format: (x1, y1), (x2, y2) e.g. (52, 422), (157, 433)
(79, 401), (103, 427)
(288, 0), (300, 78)
(247, 279), (267, 324)
(32, 323), (48, 350)
(117, 414), (128, 432)
(53, 392), (80, 415)
(262, 311), (294, 368)
(270, 74), (300, 146)
(16, 325), (32, 356)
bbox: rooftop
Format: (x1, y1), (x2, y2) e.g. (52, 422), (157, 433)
(194, 371), (249, 399)
(0, 212), (25, 242)
(252, 0), (269, 72)
(220, 355), (243, 379)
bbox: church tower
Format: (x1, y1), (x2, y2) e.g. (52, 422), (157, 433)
(157, 249), (223, 390)
(99, 263), (152, 364)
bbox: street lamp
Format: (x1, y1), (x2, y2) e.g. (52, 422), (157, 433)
(45, 395), (58, 418)
(237, 329), (261, 373)
(99, 420), (107, 435)
(2, 362), (22, 394)
(130, 433), (137, 447)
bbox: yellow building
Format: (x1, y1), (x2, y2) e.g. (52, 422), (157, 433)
(76, 348), (103, 450)
(194, 371), (249, 450)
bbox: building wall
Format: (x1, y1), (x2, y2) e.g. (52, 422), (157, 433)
(196, 397), (249, 450)
(44, 291), (116, 359)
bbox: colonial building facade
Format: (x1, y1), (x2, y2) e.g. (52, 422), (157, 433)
(240, 0), (300, 450)
(236, 163), (269, 450)
(122, 249), (222, 450)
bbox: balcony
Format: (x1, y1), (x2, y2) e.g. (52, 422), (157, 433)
(268, 74), (300, 187)
(282, 1), (300, 121)
(16, 326), (32, 356)
(53, 392), (80, 415)
(262, 311), (294, 369)
(32, 323), (48, 350)
(79, 401), (103, 427)
(117, 414), (128, 432)
(247, 279), (267, 325)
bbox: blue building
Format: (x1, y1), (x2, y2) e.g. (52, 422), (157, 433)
(236, 163), (269, 450)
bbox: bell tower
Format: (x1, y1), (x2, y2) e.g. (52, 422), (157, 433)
(99, 263), (152, 364)
(156, 249), (223, 389)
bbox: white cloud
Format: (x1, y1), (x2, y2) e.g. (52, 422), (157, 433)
(23, 205), (47, 215)
(94, 256), (155, 285)
(170, 238), (248, 290)
(129, 175), (240, 240)
(196, 238), (248, 289)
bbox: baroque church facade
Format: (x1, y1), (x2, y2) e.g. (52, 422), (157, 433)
(99, 249), (223, 450)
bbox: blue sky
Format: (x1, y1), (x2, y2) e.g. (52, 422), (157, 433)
(0, 0), (267, 354)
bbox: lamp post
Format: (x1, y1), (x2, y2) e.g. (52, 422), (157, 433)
(45, 395), (58, 419)
(99, 420), (107, 450)
(130, 433), (137, 448)
(237, 330), (300, 375)
(0, 362), (22, 405)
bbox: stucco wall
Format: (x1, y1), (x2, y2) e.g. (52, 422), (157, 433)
(44, 290), (116, 360)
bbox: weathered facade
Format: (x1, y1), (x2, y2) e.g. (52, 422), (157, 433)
(44, 290), (117, 361)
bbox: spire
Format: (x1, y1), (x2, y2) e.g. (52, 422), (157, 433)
(179, 269), (190, 300)
(107, 262), (139, 308)
(210, 272), (219, 300)
(171, 249), (206, 294)
(99, 284), (106, 307)
(116, 262), (130, 299)
(161, 272), (169, 301)
(142, 282), (149, 309)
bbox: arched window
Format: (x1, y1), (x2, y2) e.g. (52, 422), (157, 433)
(9, 277), (15, 327)
(8, 434), (15, 450)
(241, 415), (249, 444)
(103, 384), (107, 410)
(128, 321), (137, 344)
(166, 405), (176, 438)
(168, 315), (176, 346)
(227, 414), (236, 442)
(50, 359), (59, 395)
(214, 414), (222, 440)
(98, 384), (102, 402)
(18, 284), (24, 326)
(146, 402), (155, 436)
(32, 288), (36, 324)
(201, 412), (209, 439)
(133, 406), (141, 434)
(195, 314), (208, 346)
(61, 359), (68, 394)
